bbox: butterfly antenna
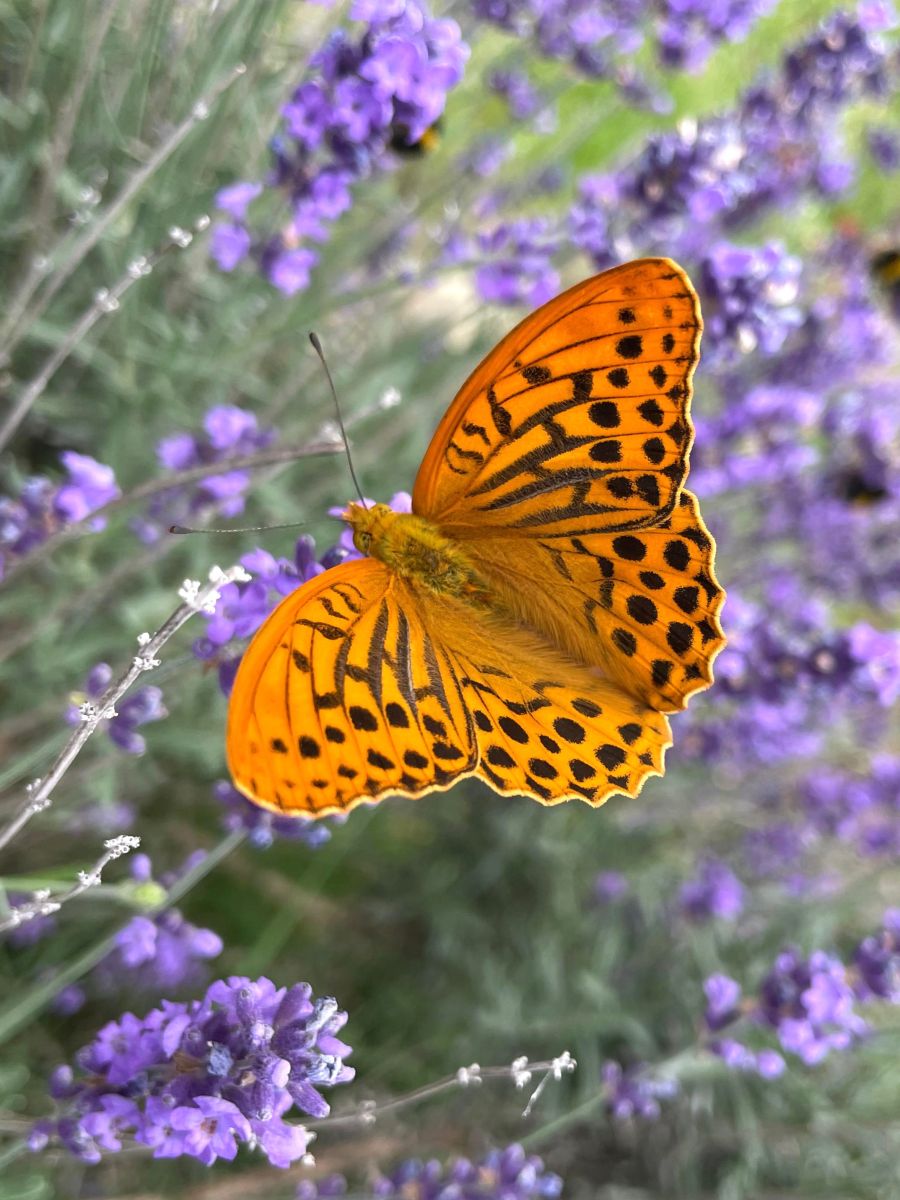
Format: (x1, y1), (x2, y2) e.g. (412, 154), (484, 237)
(169, 520), (310, 535)
(309, 331), (368, 509)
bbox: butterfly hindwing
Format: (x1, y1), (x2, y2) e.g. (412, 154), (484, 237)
(457, 489), (725, 713)
(227, 560), (477, 818)
(413, 258), (701, 539)
(413, 601), (673, 804)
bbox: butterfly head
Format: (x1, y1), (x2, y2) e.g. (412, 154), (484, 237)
(343, 501), (396, 557)
(343, 500), (488, 600)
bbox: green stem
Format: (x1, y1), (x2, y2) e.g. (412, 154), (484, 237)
(0, 829), (246, 1047)
(521, 1088), (606, 1149)
(0, 1137), (29, 1172)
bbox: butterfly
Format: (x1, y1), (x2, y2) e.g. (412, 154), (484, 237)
(227, 258), (726, 819)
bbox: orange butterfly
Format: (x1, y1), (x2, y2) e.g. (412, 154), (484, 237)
(227, 258), (725, 818)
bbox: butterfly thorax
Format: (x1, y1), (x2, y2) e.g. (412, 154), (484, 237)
(344, 502), (490, 603)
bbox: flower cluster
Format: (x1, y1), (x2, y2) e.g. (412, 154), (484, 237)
(133, 404), (274, 544)
(676, 579), (900, 769)
(566, 6), (895, 270)
(294, 1145), (562, 1199)
(102, 853), (224, 992)
(211, 0), (468, 294)
(348, 1142), (561, 1199)
(704, 913), (900, 1075)
(0, 451), (119, 577)
(794, 755), (900, 859)
(470, 0), (777, 88)
(216, 780), (335, 849)
(600, 1060), (679, 1121)
(65, 662), (166, 755)
(474, 218), (561, 308)
(678, 858), (744, 922)
(32, 976), (353, 1168)
(697, 240), (803, 364)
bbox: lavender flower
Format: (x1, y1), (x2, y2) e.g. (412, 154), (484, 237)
(134, 404), (275, 544)
(657, 0), (780, 73)
(568, 7), (896, 274)
(593, 870), (629, 902)
(679, 859), (744, 921)
(470, 0), (776, 91)
(703, 916), (900, 1079)
(698, 240), (803, 362)
(489, 69), (543, 120)
(364, 1143), (563, 1198)
(0, 451), (119, 577)
(65, 663), (167, 756)
(475, 218), (560, 307)
(216, 780), (335, 849)
(600, 1060), (678, 1121)
(295, 1146), (563, 1198)
(704, 973), (742, 1031)
(34, 976), (353, 1167)
(210, 0), (468, 295)
(854, 910), (900, 1001)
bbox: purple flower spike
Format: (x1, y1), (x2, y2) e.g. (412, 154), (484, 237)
(215, 181), (263, 220)
(601, 1061), (678, 1122)
(355, 1142), (562, 1198)
(53, 452), (120, 526)
(704, 973), (742, 1030)
(35, 975), (352, 1167)
(136, 402), (274, 543)
(210, 0), (468, 295)
(679, 859), (745, 922)
(65, 663), (166, 756)
(1, 451), (120, 575)
(210, 223), (251, 271)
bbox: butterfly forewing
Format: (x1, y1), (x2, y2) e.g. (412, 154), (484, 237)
(413, 258), (701, 539)
(227, 560), (477, 818)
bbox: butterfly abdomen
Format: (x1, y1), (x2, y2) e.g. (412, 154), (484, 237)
(345, 502), (490, 602)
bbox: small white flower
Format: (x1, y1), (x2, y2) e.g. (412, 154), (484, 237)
(104, 835), (140, 858)
(551, 1051), (576, 1078)
(511, 1056), (532, 1089)
(79, 701), (100, 722)
(178, 578), (203, 608)
(77, 871), (101, 888)
(457, 1062), (482, 1087)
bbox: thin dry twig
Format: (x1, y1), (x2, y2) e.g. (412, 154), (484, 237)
(0, 62), (247, 376)
(0, 563), (249, 857)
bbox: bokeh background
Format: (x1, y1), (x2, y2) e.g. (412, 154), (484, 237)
(2, 0), (900, 1196)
